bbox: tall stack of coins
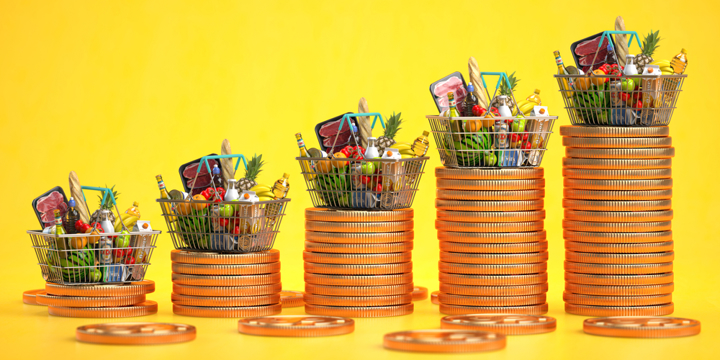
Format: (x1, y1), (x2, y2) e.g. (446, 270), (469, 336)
(171, 250), (283, 317)
(561, 125), (675, 316)
(435, 168), (549, 315)
(304, 208), (415, 317)
(40, 280), (157, 318)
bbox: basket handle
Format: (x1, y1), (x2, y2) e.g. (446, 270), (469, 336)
(328, 113), (386, 153)
(80, 186), (126, 232)
(586, 30), (643, 72)
(189, 154), (249, 195)
(479, 72), (522, 116)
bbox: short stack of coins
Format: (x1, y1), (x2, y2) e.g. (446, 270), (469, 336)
(171, 250), (283, 317)
(561, 125), (675, 317)
(303, 208), (415, 317)
(40, 280), (157, 318)
(435, 167), (549, 315)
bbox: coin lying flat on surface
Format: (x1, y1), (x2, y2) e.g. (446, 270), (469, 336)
(45, 280), (155, 297)
(559, 125), (670, 137)
(305, 208), (413, 222)
(23, 289), (46, 306)
(238, 315), (354, 337)
(170, 249), (279, 265)
(48, 300), (158, 318)
(76, 323), (196, 345)
(37, 293), (146, 308)
(383, 329), (506, 353)
(441, 314), (556, 335)
(565, 303), (674, 316)
(412, 286), (428, 301)
(280, 291), (304, 308)
(583, 317), (700, 338)
(304, 303), (413, 318)
(435, 167), (544, 180)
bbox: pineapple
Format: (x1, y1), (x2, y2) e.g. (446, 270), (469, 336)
(489, 72), (520, 110)
(238, 154), (264, 191)
(89, 185), (120, 225)
(376, 112), (402, 152)
(635, 30), (661, 73)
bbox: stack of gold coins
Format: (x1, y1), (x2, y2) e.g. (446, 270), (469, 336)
(171, 250), (283, 317)
(304, 208), (415, 317)
(435, 167), (549, 315)
(561, 125), (675, 317)
(40, 280), (157, 318)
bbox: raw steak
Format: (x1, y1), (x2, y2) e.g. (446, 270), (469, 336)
(182, 159), (218, 178)
(36, 191), (68, 225)
(433, 76), (467, 114)
(579, 49), (608, 66)
(575, 36), (610, 56)
(322, 130), (352, 147)
(186, 174), (212, 190)
(319, 119), (355, 137)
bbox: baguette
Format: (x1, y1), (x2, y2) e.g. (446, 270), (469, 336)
(357, 97), (371, 148)
(221, 139), (235, 189)
(468, 57), (489, 108)
(68, 171), (90, 223)
(615, 16), (628, 67)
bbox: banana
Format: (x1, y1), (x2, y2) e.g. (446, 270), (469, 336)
(250, 184), (272, 193)
(255, 192), (275, 199)
(258, 196), (274, 202)
(519, 103), (535, 115)
(393, 143), (412, 151)
(116, 215), (139, 232)
(660, 66), (673, 73)
(400, 153), (413, 159)
(652, 60), (671, 65)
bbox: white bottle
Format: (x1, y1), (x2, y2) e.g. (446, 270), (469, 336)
(624, 55), (638, 75)
(497, 95), (513, 118)
(100, 210), (115, 234)
(364, 137), (380, 159)
(224, 179), (240, 201)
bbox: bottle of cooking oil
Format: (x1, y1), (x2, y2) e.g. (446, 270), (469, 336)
(272, 173), (290, 199)
(671, 48), (688, 74)
(411, 131), (430, 157)
(553, 51), (575, 98)
(526, 89), (542, 105)
(156, 175), (176, 222)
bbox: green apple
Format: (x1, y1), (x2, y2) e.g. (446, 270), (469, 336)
(218, 204), (234, 217)
(361, 162), (375, 175)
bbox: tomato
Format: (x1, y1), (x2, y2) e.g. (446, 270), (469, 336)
(471, 105), (486, 117)
(621, 92), (630, 101)
(125, 256), (136, 265)
(374, 183), (382, 193)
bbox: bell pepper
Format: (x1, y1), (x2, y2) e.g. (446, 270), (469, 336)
(201, 187), (225, 202)
(341, 145), (353, 157)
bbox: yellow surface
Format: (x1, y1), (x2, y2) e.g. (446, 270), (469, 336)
(1, 0), (719, 358)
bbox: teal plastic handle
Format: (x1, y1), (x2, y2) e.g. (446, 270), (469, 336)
(80, 186), (117, 208)
(336, 112), (386, 134)
(479, 72), (513, 94)
(197, 154), (248, 175)
(597, 30), (643, 52)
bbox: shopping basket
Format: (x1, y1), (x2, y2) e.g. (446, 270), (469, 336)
(296, 112), (428, 210)
(426, 72), (557, 168)
(157, 154), (290, 253)
(554, 31), (686, 126)
(28, 186), (159, 285)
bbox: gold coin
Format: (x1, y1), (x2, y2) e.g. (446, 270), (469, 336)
(562, 220), (671, 233)
(305, 231), (413, 244)
(439, 293), (547, 307)
(562, 199), (672, 211)
(76, 323), (196, 345)
(305, 220), (413, 233)
(280, 290), (304, 308)
(383, 329), (506, 353)
(564, 178), (672, 190)
(565, 241), (674, 254)
(563, 230), (672, 243)
(48, 301), (158, 318)
(304, 294), (413, 307)
(438, 231), (546, 244)
(170, 249), (280, 265)
(563, 292), (672, 306)
(238, 315), (354, 337)
(564, 210), (673, 223)
(562, 137), (672, 148)
(563, 189), (673, 200)
(565, 283), (674, 296)
(305, 208), (413, 222)
(435, 167), (544, 180)
(440, 241), (548, 254)
(439, 272), (548, 286)
(304, 273), (413, 286)
(435, 199), (544, 212)
(304, 262), (412, 275)
(171, 293), (280, 307)
(441, 314), (556, 335)
(45, 280), (155, 297)
(37, 293), (146, 308)
(565, 147), (675, 159)
(564, 261), (673, 275)
(171, 273), (281, 287)
(304, 241), (413, 254)
(583, 317), (700, 338)
(23, 289), (46, 306)
(436, 210), (546, 223)
(565, 273), (674, 286)
(440, 262), (547, 275)
(437, 179), (545, 191)
(436, 189), (545, 201)
(171, 262), (280, 276)
(563, 158), (672, 170)
(440, 251), (549, 265)
(302, 251), (412, 265)
(435, 220), (544, 233)
(439, 303), (548, 316)
(559, 125), (670, 138)
(173, 303), (282, 318)
(305, 303), (413, 318)
(565, 251), (674, 264)
(565, 303), (674, 317)
(172, 283), (281, 297)
(562, 168), (672, 180)
(440, 283), (548, 296)
(305, 283), (414, 296)
(412, 286), (428, 301)
(431, 291), (440, 305)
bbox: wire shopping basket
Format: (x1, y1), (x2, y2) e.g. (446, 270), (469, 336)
(555, 31), (687, 127)
(157, 154), (290, 253)
(297, 113), (428, 210)
(28, 186), (159, 285)
(426, 72), (557, 168)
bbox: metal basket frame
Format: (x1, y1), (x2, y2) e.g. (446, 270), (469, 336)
(29, 186), (159, 285)
(427, 72), (557, 168)
(297, 112), (429, 210)
(158, 154), (290, 254)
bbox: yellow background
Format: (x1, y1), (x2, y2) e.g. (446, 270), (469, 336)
(1, 0), (719, 358)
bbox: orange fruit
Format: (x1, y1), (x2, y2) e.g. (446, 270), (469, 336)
(482, 113), (495, 129)
(176, 201), (192, 216)
(575, 76), (591, 91)
(332, 152), (348, 169)
(88, 229), (101, 245)
(69, 236), (88, 249)
(590, 69), (607, 87)
(317, 159), (333, 174)
(192, 194), (207, 211)
(465, 119), (482, 132)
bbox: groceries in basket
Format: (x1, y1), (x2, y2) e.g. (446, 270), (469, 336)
(554, 22), (687, 126)
(28, 177), (159, 285)
(297, 111), (429, 210)
(426, 71), (557, 168)
(158, 149), (290, 253)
